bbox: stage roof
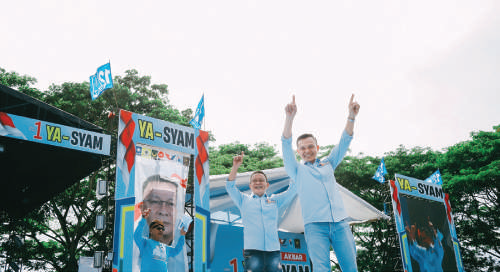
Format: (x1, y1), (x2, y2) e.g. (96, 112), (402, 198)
(0, 84), (110, 218)
(210, 167), (391, 233)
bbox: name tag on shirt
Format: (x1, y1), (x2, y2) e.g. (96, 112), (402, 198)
(266, 198), (276, 204)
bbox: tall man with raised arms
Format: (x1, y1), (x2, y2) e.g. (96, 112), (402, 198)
(281, 94), (360, 271)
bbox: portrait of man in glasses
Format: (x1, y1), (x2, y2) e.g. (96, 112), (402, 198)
(139, 174), (178, 246)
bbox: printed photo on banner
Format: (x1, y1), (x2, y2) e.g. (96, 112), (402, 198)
(133, 143), (190, 272)
(391, 174), (463, 272)
(400, 195), (459, 272)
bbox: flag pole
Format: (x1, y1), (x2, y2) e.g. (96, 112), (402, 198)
(107, 59), (119, 114)
(202, 92), (206, 131)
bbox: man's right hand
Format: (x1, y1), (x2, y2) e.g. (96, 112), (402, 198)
(142, 208), (151, 219)
(283, 95), (297, 139)
(285, 95), (297, 119)
(232, 151), (244, 168)
(228, 151), (244, 181)
(405, 224), (416, 242)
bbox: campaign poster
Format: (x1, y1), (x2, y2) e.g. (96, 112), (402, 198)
(209, 224), (311, 272)
(390, 174), (464, 272)
(113, 110), (200, 272)
(0, 111), (110, 155)
(133, 144), (190, 272)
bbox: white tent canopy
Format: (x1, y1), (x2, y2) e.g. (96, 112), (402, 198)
(209, 167), (390, 233)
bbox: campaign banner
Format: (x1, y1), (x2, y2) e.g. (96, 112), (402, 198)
(279, 232), (311, 272)
(114, 110), (206, 272)
(209, 224), (311, 272)
(193, 129), (210, 271)
(0, 112), (110, 155)
(390, 174), (464, 272)
(133, 144), (190, 272)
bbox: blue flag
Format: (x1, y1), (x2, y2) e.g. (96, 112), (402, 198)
(372, 157), (388, 183)
(189, 95), (205, 129)
(89, 62), (113, 100)
(425, 169), (443, 185)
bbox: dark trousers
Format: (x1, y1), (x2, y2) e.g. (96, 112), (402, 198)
(243, 249), (282, 272)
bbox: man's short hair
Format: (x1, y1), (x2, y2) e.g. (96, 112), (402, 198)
(418, 224), (435, 239)
(296, 133), (318, 147)
(150, 219), (164, 230)
(142, 175), (178, 193)
(250, 171), (268, 183)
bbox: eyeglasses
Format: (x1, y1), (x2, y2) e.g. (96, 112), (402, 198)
(144, 199), (174, 208)
(154, 226), (165, 231)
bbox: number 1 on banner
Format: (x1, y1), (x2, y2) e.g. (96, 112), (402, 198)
(229, 258), (238, 272)
(34, 121), (42, 140)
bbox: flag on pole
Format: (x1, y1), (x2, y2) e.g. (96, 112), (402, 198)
(189, 94), (205, 129)
(372, 157), (388, 183)
(89, 62), (113, 100)
(425, 169), (443, 185)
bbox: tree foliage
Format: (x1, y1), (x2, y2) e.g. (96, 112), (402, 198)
(42, 69), (192, 130)
(209, 142), (283, 175)
(438, 126), (500, 271)
(0, 67), (44, 100)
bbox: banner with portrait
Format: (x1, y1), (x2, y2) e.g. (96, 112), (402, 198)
(113, 110), (203, 272)
(390, 174), (464, 272)
(133, 144), (190, 271)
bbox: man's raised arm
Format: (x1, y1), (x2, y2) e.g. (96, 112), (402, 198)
(283, 95), (297, 139)
(345, 94), (360, 136)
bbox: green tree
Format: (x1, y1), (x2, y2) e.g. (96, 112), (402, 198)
(0, 173), (111, 271)
(0, 67), (44, 100)
(209, 142), (283, 175)
(438, 125), (500, 271)
(43, 69), (192, 130)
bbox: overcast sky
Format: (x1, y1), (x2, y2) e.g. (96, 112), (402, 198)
(2, 0), (499, 157)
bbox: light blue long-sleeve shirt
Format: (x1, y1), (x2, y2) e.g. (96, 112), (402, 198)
(133, 218), (185, 272)
(226, 179), (297, 251)
(281, 130), (352, 224)
(409, 230), (445, 272)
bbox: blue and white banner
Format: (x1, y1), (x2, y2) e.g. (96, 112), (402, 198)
(372, 157), (388, 183)
(0, 112), (110, 155)
(114, 110), (204, 272)
(89, 62), (113, 100)
(425, 169), (443, 185)
(189, 94), (205, 129)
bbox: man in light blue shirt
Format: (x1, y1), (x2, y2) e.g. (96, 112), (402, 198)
(134, 208), (186, 272)
(406, 219), (445, 272)
(226, 151), (297, 272)
(281, 94), (360, 272)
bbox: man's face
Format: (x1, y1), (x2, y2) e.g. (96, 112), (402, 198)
(418, 230), (434, 248)
(142, 182), (177, 244)
(149, 224), (165, 242)
(249, 173), (269, 197)
(297, 137), (319, 163)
